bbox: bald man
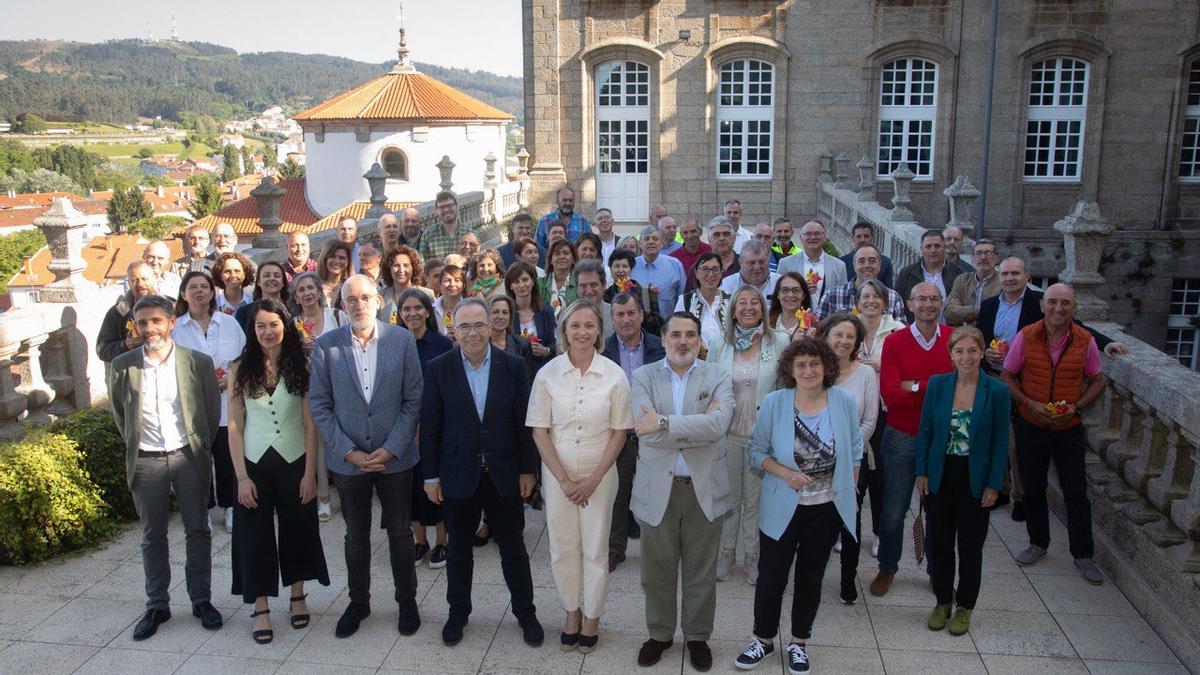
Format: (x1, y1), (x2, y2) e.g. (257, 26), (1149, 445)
(140, 241), (182, 299)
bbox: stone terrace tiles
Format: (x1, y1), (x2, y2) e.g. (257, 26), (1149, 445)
(0, 500), (1188, 674)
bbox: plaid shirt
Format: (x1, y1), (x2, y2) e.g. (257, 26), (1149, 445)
(418, 221), (470, 261)
(816, 281), (907, 322)
(536, 210), (591, 248)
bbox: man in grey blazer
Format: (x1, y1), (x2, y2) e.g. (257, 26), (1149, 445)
(629, 312), (734, 671)
(108, 295), (223, 640)
(309, 274), (424, 639)
(777, 219), (848, 307)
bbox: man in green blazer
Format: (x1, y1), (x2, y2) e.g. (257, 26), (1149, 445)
(108, 295), (223, 641)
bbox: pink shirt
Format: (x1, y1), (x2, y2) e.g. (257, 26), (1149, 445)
(1004, 329), (1102, 377)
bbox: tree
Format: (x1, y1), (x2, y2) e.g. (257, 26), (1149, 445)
(220, 144), (241, 182)
(136, 147), (153, 158)
(0, 229), (48, 293)
(106, 187), (153, 233)
(128, 215), (186, 241)
(14, 114), (47, 134)
(240, 145), (255, 174)
(31, 145), (103, 190)
(0, 139), (36, 175)
(260, 141), (277, 169)
(0, 168), (85, 195)
(277, 157), (304, 179)
(188, 176), (225, 219)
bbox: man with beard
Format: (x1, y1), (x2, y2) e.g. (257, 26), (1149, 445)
(536, 186), (590, 248)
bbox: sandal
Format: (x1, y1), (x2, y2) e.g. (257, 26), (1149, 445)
(250, 609), (272, 644)
(290, 594), (310, 629)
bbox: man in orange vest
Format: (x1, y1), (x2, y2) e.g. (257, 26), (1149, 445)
(1000, 284), (1107, 584)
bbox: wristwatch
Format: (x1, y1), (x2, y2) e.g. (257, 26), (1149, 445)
(910, 381), (920, 393)
(657, 415), (668, 430)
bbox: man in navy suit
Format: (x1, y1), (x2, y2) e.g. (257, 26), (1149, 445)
(309, 274), (424, 639)
(601, 292), (667, 570)
(421, 298), (543, 648)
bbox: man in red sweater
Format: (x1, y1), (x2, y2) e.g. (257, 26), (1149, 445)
(871, 282), (953, 597)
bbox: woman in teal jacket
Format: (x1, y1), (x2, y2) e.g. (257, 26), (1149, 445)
(915, 325), (1010, 637)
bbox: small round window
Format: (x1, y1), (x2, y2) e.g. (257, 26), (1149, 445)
(381, 148), (408, 180)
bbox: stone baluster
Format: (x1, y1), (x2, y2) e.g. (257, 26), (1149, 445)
(834, 153), (853, 190)
(15, 334), (55, 427)
(516, 147), (530, 179)
(437, 155), (456, 193)
(1085, 385), (1122, 460)
(856, 156), (876, 202)
(250, 176), (287, 250)
(1143, 420), (1191, 548)
(1053, 201), (1116, 322)
(943, 175), (980, 237)
(363, 163), (390, 219)
(1101, 393), (1143, 505)
(0, 343), (27, 439)
(1121, 408), (1169, 525)
(1168, 427), (1200, 571)
(40, 330), (76, 415)
(818, 152), (834, 183)
(889, 164), (916, 222)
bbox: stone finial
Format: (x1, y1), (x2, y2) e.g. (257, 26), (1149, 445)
(391, 4), (417, 74)
(856, 156), (876, 202)
(363, 163), (389, 219)
(437, 155), (456, 193)
(516, 147), (530, 179)
(1054, 201), (1116, 321)
(250, 176), (287, 250)
(834, 153), (853, 190)
(33, 197), (94, 302)
(889, 163), (916, 222)
(943, 175), (981, 236)
(818, 152), (834, 183)
(484, 151), (498, 188)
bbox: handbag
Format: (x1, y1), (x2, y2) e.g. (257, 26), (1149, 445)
(912, 497), (926, 565)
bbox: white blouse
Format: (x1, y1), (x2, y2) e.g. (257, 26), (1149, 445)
(172, 311), (246, 426)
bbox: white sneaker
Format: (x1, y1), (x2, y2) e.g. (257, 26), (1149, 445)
(833, 539), (843, 553)
(223, 507), (233, 531)
(716, 549), (735, 582)
(317, 499), (332, 522)
(746, 556), (759, 585)
(871, 539), (880, 558)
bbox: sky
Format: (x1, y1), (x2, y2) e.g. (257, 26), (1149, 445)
(0, 0), (524, 77)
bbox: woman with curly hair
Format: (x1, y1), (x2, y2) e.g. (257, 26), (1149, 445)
(379, 245), (432, 323)
(316, 239), (353, 308)
(227, 298), (330, 644)
(467, 249), (507, 301)
(540, 239), (578, 316)
(213, 251), (256, 316)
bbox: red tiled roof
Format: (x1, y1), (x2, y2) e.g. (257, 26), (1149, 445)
(8, 234), (185, 288)
(191, 177), (318, 236)
(307, 200), (420, 234)
(0, 192), (85, 210)
(293, 71), (513, 123)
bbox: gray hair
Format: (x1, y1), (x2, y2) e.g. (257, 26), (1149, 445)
(639, 225), (660, 239)
(288, 271), (327, 314)
(857, 278), (889, 305)
(706, 216), (734, 233)
(573, 258), (605, 283)
(132, 294), (175, 317)
(740, 240), (770, 258)
(340, 273), (380, 302)
(452, 296), (491, 323)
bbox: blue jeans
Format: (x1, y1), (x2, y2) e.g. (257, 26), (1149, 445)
(878, 427), (917, 573)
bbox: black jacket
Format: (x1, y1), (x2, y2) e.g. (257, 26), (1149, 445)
(419, 346), (537, 500)
(842, 251), (895, 289)
(97, 293), (138, 363)
(895, 260), (965, 322)
(602, 331), (666, 369)
(978, 288), (1113, 373)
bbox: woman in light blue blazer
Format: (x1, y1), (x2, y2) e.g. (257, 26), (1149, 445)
(733, 338), (863, 674)
(915, 325), (1009, 637)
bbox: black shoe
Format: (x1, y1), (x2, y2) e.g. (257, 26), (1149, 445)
(132, 608), (171, 641)
(289, 593), (310, 629)
(413, 542), (431, 564)
(517, 613), (544, 647)
(560, 631), (580, 652)
(608, 552), (626, 573)
(627, 514), (641, 540)
(429, 544), (448, 569)
(686, 640), (713, 672)
(1012, 501), (1026, 522)
(397, 601), (421, 635)
(840, 576), (858, 605)
(250, 609), (272, 644)
(335, 602), (370, 638)
(442, 615), (468, 646)
(638, 638), (673, 666)
(474, 529), (493, 547)
(192, 601), (223, 630)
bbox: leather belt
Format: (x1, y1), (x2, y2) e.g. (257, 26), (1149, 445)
(673, 475), (692, 484)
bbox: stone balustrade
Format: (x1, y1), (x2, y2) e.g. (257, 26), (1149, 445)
(0, 303), (92, 438)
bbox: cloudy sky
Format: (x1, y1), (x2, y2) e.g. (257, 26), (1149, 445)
(0, 0), (524, 76)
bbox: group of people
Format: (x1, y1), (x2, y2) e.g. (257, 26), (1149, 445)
(99, 186), (1124, 674)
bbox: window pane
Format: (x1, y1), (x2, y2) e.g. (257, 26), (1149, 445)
(716, 60), (774, 177)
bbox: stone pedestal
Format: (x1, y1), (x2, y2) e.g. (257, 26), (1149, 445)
(834, 153), (853, 190)
(943, 175), (981, 237)
(363, 163), (390, 220)
(1053, 201), (1116, 321)
(250, 176), (288, 250)
(33, 198), (97, 303)
(889, 164), (916, 222)
(437, 155), (457, 193)
(856, 156), (876, 202)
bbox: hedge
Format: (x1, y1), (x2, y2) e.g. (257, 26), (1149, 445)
(50, 407), (136, 521)
(0, 429), (118, 564)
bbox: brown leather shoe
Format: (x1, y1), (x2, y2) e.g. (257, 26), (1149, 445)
(608, 553), (626, 573)
(637, 638), (673, 666)
(686, 640), (713, 671)
(869, 569), (894, 597)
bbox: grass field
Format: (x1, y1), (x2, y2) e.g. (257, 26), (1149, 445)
(87, 141), (217, 159)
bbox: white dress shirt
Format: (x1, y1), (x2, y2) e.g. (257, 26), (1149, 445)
(665, 360), (697, 477)
(718, 271), (781, 302)
(172, 311), (246, 426)
(350, 325), (379, 404)
(139, 343), (189, 452)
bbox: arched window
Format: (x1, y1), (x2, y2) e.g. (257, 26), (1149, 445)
(1180, 60), (1200, 179)
(1024, 58), (1088, 180)
(595, 60), (650, 221)
(877, 58), (937, 178)
(381, 147), (408, 180)
(716, 59), (774, 178)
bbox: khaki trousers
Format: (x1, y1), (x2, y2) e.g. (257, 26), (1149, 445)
(543, 464), (619, 618)
(720, 435), (761, 564)
(640, 478), (722, 642)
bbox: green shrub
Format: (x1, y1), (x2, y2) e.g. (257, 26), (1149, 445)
(50, 407), (136, 520)
(0, 429), (118, 564)
(823, 239), (840, 257)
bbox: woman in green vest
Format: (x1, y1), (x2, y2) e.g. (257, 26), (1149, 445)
(227, 298), (330, 645)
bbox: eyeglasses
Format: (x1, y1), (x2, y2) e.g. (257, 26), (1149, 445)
(696, 266), (722, 274)
(973, 249), (996, 257)
(911, 296), (942, 303)
(455, 323), (490, 335)
(778, 286), (805, 296)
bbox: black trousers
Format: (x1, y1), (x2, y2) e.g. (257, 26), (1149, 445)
(231, 448), (330, 603)
(1014, 417), (1094, 559)
(753, 502), (840, 641)
(866, 408), (887, 536)
(443, 473), (535, 620)
(608, 435), (638, 556)
(838, 468), (869, 585)
(211, 426), (237, 508)
(927, 456), (990, 609)
(333, 469), (418, 607)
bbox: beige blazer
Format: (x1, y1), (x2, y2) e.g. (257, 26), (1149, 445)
(108, 345), (221, 489)
(629, 360), (735, 527)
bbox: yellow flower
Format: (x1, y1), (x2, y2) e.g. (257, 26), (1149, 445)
(390, 310), (399, 325)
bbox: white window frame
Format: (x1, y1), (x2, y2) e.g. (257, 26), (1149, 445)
(1023, 58), (1089, 182)
(716, 59), (774, 179)
(877, 58), (938, 180)
(596, 61), (650, 178)
(1180, 61), (1200, 181)
(1167, 278), (1200, 370)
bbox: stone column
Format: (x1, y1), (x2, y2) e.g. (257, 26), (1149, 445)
(943, 175), (981, 237)
(524, 0), (567, 215)
(818, 152), (834, 183)
(0, 343), (26, 439)
(834, 153), (853, 190)
(856, 156), (876, 202)
(1053, 201), (1115, 322)
(889, 164), (916, 222)
(16, 334), (55, 426)
(363, 163), (389, 219)
(250, 176), (287, 250)
(437, 155), (456, 193)
(33, 198), (95, 303)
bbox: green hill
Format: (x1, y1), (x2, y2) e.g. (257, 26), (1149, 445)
(0, 39), (523, 124)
